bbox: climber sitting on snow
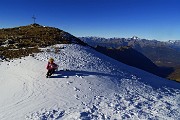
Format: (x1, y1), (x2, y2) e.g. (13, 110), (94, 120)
(46, 58), (58, 78)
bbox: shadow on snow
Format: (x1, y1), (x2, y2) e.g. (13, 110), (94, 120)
(49, 70), (180, 90)
(50, 70), (115, 79)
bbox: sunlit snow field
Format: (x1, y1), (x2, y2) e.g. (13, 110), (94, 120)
(0, 44), (179, 120)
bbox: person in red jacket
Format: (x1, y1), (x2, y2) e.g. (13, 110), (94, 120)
(46, 58), (58, 78)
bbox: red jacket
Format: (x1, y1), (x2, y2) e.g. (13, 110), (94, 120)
(46, 62), (58, 70)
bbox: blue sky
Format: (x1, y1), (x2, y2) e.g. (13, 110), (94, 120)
(0, 0), (180, 41)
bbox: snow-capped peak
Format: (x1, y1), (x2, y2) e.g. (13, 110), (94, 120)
(131, 36), (140, 40)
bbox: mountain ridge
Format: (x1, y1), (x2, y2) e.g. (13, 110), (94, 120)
(94, 45), (173, 78)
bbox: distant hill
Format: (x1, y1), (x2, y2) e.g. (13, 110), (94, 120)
(79, 37), (180, 82)
(0, 24), (86, 59)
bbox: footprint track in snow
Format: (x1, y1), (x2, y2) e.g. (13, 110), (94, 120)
(73, 87), (80, 92)
(26, 109), (65, 120)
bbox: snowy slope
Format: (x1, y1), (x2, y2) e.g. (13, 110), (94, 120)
(0, 44), (179, 120)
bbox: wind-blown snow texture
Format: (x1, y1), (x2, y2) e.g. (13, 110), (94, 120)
(0, 44), (179, 120)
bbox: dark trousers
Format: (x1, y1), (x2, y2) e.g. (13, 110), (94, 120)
(46, 69), (55, 76)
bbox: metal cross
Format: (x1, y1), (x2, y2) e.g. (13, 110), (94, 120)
(32, 15), (36, 24)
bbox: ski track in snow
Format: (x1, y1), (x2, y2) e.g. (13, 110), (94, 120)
(0, 44), (180, 120)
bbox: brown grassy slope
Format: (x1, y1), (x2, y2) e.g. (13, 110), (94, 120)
(168, 66), (180, 82)
(0, 24), (86, 59)
(0, 24), (72, 47)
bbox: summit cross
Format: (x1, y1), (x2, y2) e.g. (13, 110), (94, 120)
(32, 15), (36, 24)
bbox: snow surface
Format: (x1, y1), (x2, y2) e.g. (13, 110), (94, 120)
(0, 44), (179, 120)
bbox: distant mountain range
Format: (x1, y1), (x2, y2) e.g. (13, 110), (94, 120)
(79, 36), (180, 81)
(79, 36), (180, 52)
